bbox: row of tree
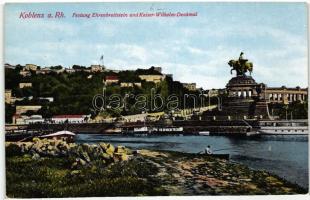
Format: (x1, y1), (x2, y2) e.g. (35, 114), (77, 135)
(268, 101), (308, 119)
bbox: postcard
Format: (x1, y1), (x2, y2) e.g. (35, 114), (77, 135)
(4, 2), (309, 197)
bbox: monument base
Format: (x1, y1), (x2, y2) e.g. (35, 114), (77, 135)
(253, 100), (270, 118)
(221, 97), (255, 118)
(202, 75), (270, 120)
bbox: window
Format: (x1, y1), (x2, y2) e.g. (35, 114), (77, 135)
(243, 91), (247, 97)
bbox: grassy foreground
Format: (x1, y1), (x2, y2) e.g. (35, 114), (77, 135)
(6, 155), (165, 197)
(6, 141), (307, 197)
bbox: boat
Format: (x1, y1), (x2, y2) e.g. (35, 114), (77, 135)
(205, 153), (230, 160)
(198, 131), (210, 136)
(124, 126), (184, 135)
(246, 131), (260, 136)
(133, 126), (152, 134)
(39, 130), (76, 142)
(188, 152), (230, 160)
(155, 126), (184, 134)
(258, 119), (308, 135)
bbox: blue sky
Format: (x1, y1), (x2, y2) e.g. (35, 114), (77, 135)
(4, 2), (308, 89)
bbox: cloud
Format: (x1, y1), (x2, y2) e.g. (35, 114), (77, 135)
(4, 3), (308, 90)
(187, 47), (206, 55)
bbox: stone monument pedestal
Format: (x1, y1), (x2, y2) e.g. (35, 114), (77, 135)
(202, 75), (269, 120)
(222, 75), (269, 119)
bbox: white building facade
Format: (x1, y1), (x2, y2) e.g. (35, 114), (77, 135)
(51, 115), (89, 123)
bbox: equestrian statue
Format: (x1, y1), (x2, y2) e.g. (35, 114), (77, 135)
(228, 52), (253, 76)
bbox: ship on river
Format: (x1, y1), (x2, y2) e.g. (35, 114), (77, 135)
(123, 126), (184, 136)
(258, 119), (308, 135)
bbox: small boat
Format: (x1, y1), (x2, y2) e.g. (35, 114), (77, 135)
(39, 130), (76, 142)
(204, 153), (230, 160)
(198, 131), (210, 136)
(186, 152), (230, 160)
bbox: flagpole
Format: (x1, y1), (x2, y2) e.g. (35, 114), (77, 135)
(100, 54), (104, 67)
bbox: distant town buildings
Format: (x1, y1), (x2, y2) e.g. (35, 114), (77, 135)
(11, 114), (90, 125)
(20, 70), (31, 77)
(36, 67), (52, 75)
(104, 75), (119, 85)
(38, 97), (54, 102)
(25, 64), (38, 71)
(13, 114), (44, 125)
(182, 83), (197, 91)
(65, 68), (76, 73)
(90, 65), (104, 72)
(54, 69), (65, 74)
(138, 74), (164, 84)
(51, 115), (89, 124)
(120, 82), (142, 88)
(10, 96), (33, 104)
(204, 89), (220, 97)
(16, 105), (42, 115)
(19, 82), (32, 88)
(12, 114), (25, 124)
(5, 89), (12, 104)
(153, 67), (162, 73)
(5, 90), (34, 104)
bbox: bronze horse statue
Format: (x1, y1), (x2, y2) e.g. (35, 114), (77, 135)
(228, 52), (253, 76)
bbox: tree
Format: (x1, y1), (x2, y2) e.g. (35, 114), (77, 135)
(276, 101), (308, 119)
(136, 67), (162, 75)
(5, 68), (22, 89)
(37, 106), (53, 118)
(5, 104), (15, 123)
(50, 65), (63, 70)
(72, 65), (86, 70)
(16, 64), (24, 71)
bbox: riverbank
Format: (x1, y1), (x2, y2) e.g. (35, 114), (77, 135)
(76, 134), (308, 189)
(6, 139), (307, 197)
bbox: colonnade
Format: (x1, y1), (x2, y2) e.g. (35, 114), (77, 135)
(268, 93), (307, 102)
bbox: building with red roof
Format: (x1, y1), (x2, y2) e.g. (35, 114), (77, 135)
(104, 75), (119, 85)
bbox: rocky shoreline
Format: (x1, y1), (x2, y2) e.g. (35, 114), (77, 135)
(6, 137), (132, 169)
(6, 139), (307, 197)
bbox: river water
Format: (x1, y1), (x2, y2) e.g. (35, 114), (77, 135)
(76, 134), (309, 189)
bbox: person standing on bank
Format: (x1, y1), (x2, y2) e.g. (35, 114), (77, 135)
(205, 145), (213, 155)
